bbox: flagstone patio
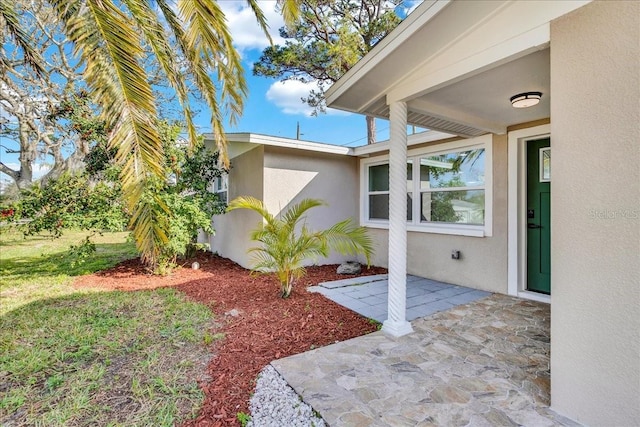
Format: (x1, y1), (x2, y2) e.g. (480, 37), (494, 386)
(272, 293), (580, 426)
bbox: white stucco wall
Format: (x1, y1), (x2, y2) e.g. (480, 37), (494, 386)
(365, 134), (509, 293)
(263, 146), (360, 265)
(206, 142), (360, 268)
(209, 145), (264, 268)
(550, 2), (640, 425)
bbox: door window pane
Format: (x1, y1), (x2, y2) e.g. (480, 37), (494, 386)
(540, 147), (550, 182)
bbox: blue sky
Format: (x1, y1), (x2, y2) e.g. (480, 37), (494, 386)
(208, 1), (423, 146)
(0, 1), (420, 186)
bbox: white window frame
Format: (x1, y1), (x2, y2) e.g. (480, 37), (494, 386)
(213, 174), (228, 204)
(360, 135), (493, 237)
(367, 163), (389, 219)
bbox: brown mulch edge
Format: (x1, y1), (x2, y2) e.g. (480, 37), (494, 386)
(74, 253), (387, 426)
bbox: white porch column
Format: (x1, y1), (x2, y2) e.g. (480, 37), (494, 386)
(382, 101), (413, 337)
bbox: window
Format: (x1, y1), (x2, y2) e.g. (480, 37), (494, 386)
(213, 175), (228, 204)
(361, 136), (492, 237)
(540, 147), (550, 182)
(418, 150), (485, 225)
(367, 162), (413, 221)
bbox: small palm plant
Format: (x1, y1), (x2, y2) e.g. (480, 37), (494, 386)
(227, 196), (374, 298)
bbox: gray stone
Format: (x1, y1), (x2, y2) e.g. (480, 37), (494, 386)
(337, 261), (361, 275)
(225, 308), (242, 317)
(273, 294), (571, 426)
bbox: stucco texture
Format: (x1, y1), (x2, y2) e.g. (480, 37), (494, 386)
(263, 146), (360, 265)
(366, 134), (509, 294)
(550, 1), (640, 425)
(209, 146), (264, 268)
(209, 144), (360, 268)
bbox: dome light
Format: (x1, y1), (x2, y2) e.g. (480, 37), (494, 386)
(510, 92), (542, 108)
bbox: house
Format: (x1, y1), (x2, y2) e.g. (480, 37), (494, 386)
(321, 1), (638, 426)
(202, 133), (359, 269)
(204, 1), (637, 424)
(202, 130), (461, 269)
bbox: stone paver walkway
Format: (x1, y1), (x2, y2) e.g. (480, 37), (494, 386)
(273, 294), (579, 427)
(308, 274), (490, 322)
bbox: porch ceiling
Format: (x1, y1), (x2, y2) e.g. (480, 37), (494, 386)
(325, 0), (588, 138)
(341, 47), (550, 138)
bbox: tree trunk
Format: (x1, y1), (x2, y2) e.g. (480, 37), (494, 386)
(366, 115), (376, 144)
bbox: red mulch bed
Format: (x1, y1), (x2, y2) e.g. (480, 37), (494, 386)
(74, 253), (387, 426)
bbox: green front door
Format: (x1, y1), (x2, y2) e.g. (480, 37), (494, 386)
(527, 138), (551, 294)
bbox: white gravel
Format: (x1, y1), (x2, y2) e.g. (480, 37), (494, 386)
(247, 365), (326, 427)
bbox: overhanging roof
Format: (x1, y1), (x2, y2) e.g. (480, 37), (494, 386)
(326, 0), (590, 137)
(203, 132), (353, 159)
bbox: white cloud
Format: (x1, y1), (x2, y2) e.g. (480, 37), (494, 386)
(266, 80), (315, 116)
(218, 1), (286, 52)
(265, 80), (350, 116)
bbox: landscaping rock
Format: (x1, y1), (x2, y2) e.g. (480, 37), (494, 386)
(225, 308), (242, 317)
(248, 365), (326, 427)
(337, 262), (361, 275)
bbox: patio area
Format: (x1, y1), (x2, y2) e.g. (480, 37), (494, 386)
(272, 293), (579, 426)
(308, 274), (490, 322)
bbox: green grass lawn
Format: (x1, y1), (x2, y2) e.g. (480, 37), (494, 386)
(0, 229), (138, 314)
(0, 229), (217, 426)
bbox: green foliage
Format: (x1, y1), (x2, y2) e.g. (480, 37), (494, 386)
(1, 0), (294, 272)
(228, 196), (374, 298)
(253, 0), (402, 115)
(237, 411), (251, 426)
(6, 120), (226, 273)
(143, 123), (227, 273)
(155, 191), (214, 270)
(12, 172), (127, 238)
(48, 89), (107, 147)
(85, 139), (119, 179)
(367, 318), (383, 330)
(9, 171), (127, 265)
(66, 236), (97, 267)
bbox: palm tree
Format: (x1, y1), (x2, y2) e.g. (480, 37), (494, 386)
(228, 196), (374, 298)
(0, 0), (299, 268)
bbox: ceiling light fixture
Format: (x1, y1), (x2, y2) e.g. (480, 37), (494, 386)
(510, 91), (542, 108)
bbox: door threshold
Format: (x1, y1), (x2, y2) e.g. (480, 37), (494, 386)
(518, 290), (551, 304)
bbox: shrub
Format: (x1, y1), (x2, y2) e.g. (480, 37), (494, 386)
(228, 196), (374, 298)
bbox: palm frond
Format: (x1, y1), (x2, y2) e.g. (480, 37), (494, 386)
(50, 0), (166, 266)
(232, 195), (373, 296)
(129, 193), (168, 265)
(176, 0), (247, 166)
(245, 0), (272, 45)
(228, 196), (275, 225)
(123, 0), (199, 149)
(0, 0), (45, 75)
(321, 218), (374, 265)
(281, 198), (325, 225)
(276, 0), (301, 27)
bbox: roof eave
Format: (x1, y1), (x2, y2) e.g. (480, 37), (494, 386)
(203, 132), (354, 156)
(325, 0), (451, 111)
